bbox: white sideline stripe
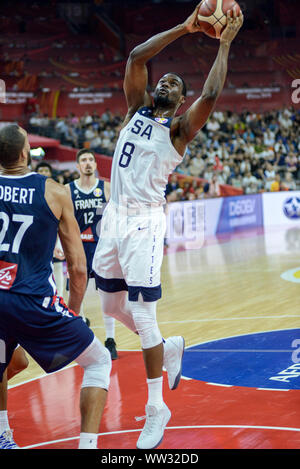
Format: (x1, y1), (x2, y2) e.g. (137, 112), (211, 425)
(92, 315), (300, 329)
(8, 363), (78, 389)
(22, 424), (300, 449)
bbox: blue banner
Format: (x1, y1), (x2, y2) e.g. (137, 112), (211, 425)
(216, 194), (264, 234)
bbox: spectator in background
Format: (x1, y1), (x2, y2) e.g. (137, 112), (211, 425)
(27, 106), (300, 197)
(281, 171), (297, 191)
(35, 161), (53, 178)
(285, 152), (298, 175)
(206, 116), (220, 135)
(208, 174), (221, 198)
(264, 162), (276, 191)
(165, 173), (180, 197)
(187, 152), (205, 177)
(242, 171), (258, 194)
(263, 128), (275, 147)
(84, 124), (96, 142)
(270, 174), (281, 192)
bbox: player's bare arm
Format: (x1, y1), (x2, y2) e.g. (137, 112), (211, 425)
(45, 178), (87, 313)
(174, 8), (244, 153)
(123, 7), (200, 123)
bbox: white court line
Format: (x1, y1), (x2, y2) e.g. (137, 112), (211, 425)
(91, 315), (300, 331)
(8, 362), (77, 389)
(159, 315), (299, 323)
(22, 424), (300, 449)
(256, 388), (290, 391)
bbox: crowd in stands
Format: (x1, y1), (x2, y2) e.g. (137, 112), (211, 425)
(28, 106), (300, 200)
(32, 160), (80, 185)
(170, 106), (300, 200)
(28, 108), (123, 157)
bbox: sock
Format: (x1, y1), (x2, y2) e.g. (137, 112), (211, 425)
(146, 377), (163, 409)
(0, 411), (10, 433)
(78, 432), (98, 449)
(103, 313), (115, 340)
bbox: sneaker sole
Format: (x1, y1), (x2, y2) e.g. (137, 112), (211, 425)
(171, 337), (185, 390)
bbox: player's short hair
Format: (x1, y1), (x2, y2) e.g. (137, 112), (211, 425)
(168, 73), (187, 97)
(0, 124), (25, 168)
(76, 148), (96, 163)
(35, 161), (53, 175)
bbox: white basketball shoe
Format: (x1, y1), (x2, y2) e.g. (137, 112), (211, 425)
(136, 402), (171, 449)
(163, 336), (185, 390)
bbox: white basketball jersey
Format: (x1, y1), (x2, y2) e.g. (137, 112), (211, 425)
(110, 107), (183, 207)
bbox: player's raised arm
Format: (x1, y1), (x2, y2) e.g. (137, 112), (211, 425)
(179, 8), (244, 145)
(123, 3), (203, 120)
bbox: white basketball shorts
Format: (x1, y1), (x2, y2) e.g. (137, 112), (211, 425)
(92, 201), (166, 302)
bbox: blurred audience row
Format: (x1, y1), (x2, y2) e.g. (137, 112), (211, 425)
(28, 106), (300, 200)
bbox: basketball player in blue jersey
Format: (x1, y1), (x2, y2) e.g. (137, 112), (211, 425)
(93, 3), (243, 449)
(0, 124), (112, 449)
(66, 149), (118, 359)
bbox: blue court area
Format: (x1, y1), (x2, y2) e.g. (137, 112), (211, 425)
(183, 329), (300, 390)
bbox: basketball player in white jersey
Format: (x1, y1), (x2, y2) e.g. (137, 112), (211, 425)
(93, 4), (243, 449)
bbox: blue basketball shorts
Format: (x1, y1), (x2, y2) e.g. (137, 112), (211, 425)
(0, 291), (94, 381)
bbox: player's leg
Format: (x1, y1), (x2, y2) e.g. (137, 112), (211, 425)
(0, 371), (19, 449)
(120, 212), (168, 448)
(103, 313), (118, 360)
(6, 346), (29, 380)
(123, 211), (184, 449)
(74, 336), (111, 449)
(98, 287), (184, 389)
(93, 208), (132, 356)
(4, 293), (111, 450)
(88, 242), (118, 359)
(0, 346), (29, 449)
(0, 371), (9, 433)
(0, 337), (19, 449)
(98, 289), (138, 334)
(128, 293), (171, 450)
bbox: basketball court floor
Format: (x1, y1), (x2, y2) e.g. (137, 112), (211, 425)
(6, 224), (300, 449)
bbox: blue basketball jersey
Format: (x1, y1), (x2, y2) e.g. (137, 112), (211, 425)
(69, 179), (106, 243)
(0, 172), (59, 296)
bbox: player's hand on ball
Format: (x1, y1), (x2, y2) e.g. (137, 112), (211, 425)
(220, 7), (244, 44)
(182, 1), (205, 33)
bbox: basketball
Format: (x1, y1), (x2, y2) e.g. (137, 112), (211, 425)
(197, 0), (241, 39)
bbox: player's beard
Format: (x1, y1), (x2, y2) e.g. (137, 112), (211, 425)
(84, 167), (93, 175)
(154, 92), (172, 108)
